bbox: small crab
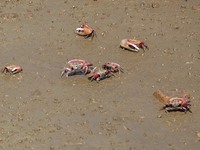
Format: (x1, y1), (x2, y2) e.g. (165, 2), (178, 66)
(75, 24), (96, 39)
(1, 65), (22, 74)
(162, 97), (192, 113)
(88, 68), (113, 82)
(120, 39), (148, 52)
(102, 62), (123, 73)
(61, 59), (94, 77)
(154, 89), (192, 113)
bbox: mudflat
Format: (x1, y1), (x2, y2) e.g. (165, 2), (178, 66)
(0, 0), (200, 149)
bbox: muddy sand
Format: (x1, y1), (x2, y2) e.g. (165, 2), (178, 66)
(0, 0), (200, 149)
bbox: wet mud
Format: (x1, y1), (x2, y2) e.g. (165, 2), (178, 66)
(0, 0), (200, 149)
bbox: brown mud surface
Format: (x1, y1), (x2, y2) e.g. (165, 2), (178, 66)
(0, 0), (200, 149)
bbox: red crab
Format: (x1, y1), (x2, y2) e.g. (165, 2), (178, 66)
(88, 68), (113, 82)
(1, 65), (22, 74)
(120, 39), (148, 52)
(75, 24), (96, 39)
(162, 97), (192, 113)
(102, 62), (123, 73)
(154, 89), (192, 113)
(61, 59), (94, 77)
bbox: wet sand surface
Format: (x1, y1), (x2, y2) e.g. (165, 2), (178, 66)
(0, 0), (200, 149)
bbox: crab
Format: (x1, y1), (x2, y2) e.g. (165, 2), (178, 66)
(88, 68), (113, 82)
(162, 97), (192, 113)
(102, 62), (123, 73)
(1, 65), (22, 74)
(154, 89), (192, 113)
(120, 39), (148, 52)
(75, 24), (96, 39)
(61, 59), (94, 77)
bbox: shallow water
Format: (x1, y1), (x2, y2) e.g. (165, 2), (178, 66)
(0, 0), (200, 149)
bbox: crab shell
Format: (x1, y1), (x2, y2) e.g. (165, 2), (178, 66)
(169, 97), (191, 108)
(75, 24), (94, 36)
(163, 97), (191, 112)
(1, 65), (22, 74)
(120, 39), (148, 52)
(102, 62), (123, 73)
(88, 69), (112, 81)
(68, 59), (94, 74)
(68, 59), (93, 67)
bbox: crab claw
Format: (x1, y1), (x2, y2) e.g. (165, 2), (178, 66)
(120, 39), (149, 52)
(75, 28), (84, 35)
(61, 67), (71, 78)
(120, 39), (140, 52)
(1, 65), (22, 74)
(75, 24), (96, 39)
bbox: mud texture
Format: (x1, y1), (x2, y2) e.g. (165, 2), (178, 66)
(0, 0), (200, 150)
